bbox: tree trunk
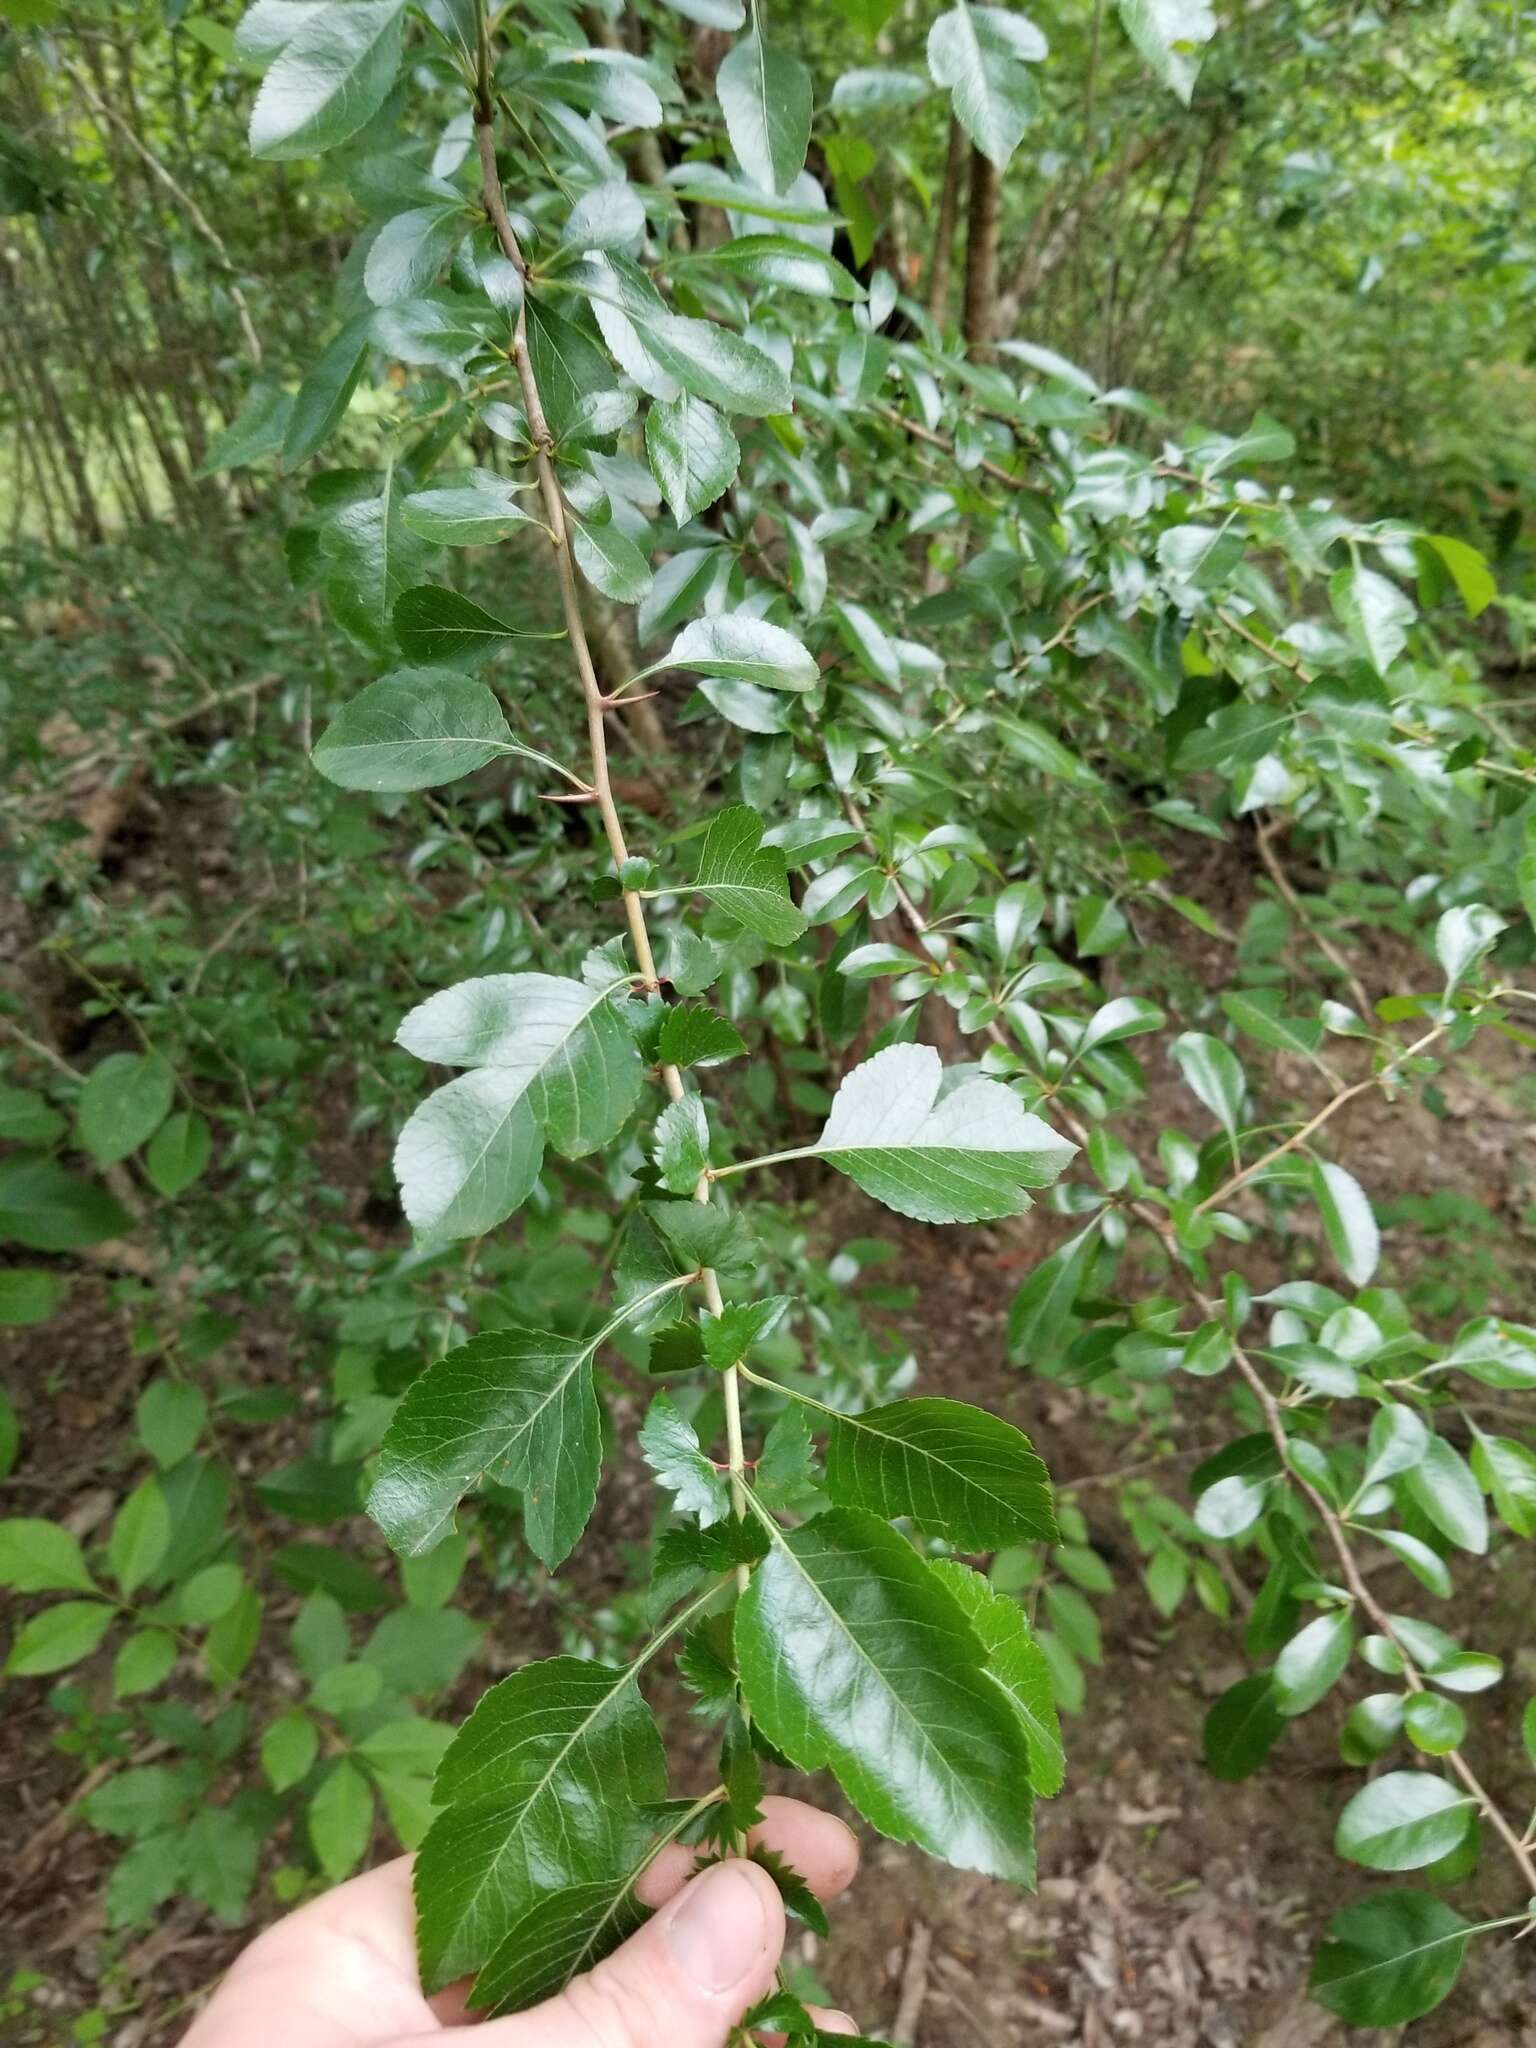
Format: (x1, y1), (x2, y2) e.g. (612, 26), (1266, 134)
(927, 119), (966, 329)
(963, 147), (1001, 353)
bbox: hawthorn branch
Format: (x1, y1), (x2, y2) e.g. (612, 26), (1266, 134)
(1256, 816), (1373, 1019)
(473, 106), (749, 1556)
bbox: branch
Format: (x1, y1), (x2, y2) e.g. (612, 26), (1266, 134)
(473, 108), (749, 1566)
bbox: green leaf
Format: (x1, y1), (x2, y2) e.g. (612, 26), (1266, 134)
(0, 1269), (66, 1327)
(1078, 996), (1164, 1056)
(1219, 990), (1324, 1064)
(108, 1479), (171, 1596)
(308, 1757), (374, 1881)
(112, 1628), (177, 1699)
(703, 235), (864, 300)
(1203, 1672), (1287, 1781)
(701, 1296), (793, 1373)
(645, 394), (740, 525)
(1403, 1692), (1466, 1755)
(415, 1652), (665, 1989)
(655, 1006), (746, 1069)
(668, 614), (819, 692)
(1310, 1157), (1380, 1288)
(365, 1605), (482, 1692)
(0, 1518), (97, 1594)
(393, 585), (543, 666)
(1434, 903), (1505, 994)
(368, 1321), (609, 1564)
(394, 975), (641, 1241)
(0, 1155), (133, 1245)
(1443, 1317), (1536, 1390)
(994, 715), (1102, 789)
(1117, 0), (1216, 104)
(813, 1042), (1075, 1225)
(571, 514), (653, 604)
(652, 1095), (709, 1194)
(5, 1600), (115, 1676)
(736, 1507), (1038, 1881)
(1360, 1404), (1429, 1490)
(717, 30), (813, 194)
(1310, 1892), (1470, 2027)
(248, 0), (405, 161)
(1472, 1432), (1536, 1538)
(1169, 1031), (1246, 1141)
(144, 1110), (212, 1199)
(0, 1085), (65, 1146)
(1424, 534), (1495, 618)
(1335, 1773), (1476, 1872)
(1272, 1608), (1353, 1716)
(137, 1380), (207, 1467)
(1402, 1435), (1487, 1555)
(928, 1558), (1064, 1796)
(196, 374), (293, 476)
(825, 1397), (1057, 1547)
(473, 1877), (649, 2016)
(365, 205), (463, 306)
(401, 471), (538, 546)
(693, 805), (807, 944)
(639, 1392), (731, 1525)
(1007, 1224), (1098, 1363)
(262, 1709), (320, 1792)
(77, 1051), (174, 1166)
(926, 2), (1047, 168)
(321, 474), (437, 659)
(525, 300), (637, 446)
(282, 311), (373, 466)
(313, 670), (550, 793)
(1330, 562), (1414, 676)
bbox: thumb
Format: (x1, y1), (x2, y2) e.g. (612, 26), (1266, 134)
(475, 1859), (786, 2048)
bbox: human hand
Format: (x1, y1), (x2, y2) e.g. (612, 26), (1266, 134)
(180, 1795), (862, 2048)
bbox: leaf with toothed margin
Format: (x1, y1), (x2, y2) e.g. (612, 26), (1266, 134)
(735, 1507), (1037, 1883)
(812, 1043), (1075, 1224)
(413, 1652), (666, 1992)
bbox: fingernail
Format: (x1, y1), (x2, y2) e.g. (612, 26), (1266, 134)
(667, 1862), (770, 1992)
(822, 2012), (860, 2036)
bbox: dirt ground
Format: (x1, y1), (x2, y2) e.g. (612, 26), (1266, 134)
(4, 858), (1536, 2044)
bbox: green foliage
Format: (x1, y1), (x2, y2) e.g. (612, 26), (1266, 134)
(2, 0), (1535, 2036)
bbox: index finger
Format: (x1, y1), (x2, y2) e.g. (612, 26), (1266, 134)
(637, 1795), (860, 1909)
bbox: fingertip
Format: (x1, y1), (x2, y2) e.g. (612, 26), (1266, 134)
(811, 2010), (861, 2037)
(750, 1796), (861, 1900)
(660, 1855), (785, 1995)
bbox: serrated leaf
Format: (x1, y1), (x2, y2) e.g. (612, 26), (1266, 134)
(639, 1392), (731, 1525)
(693, 805), (807, 944)
(717, 31), (813, 194)
(735, 1506), (1037, 1881)
(401, 471), (538, 546)
(927, 2), (1047, 169)
(928, 1558), (1064, 1796)
(655, 1005), (746, 1069)
(314, 671), (557, 792)
(1169, 1031), (1246, 1141)
(394, 975), (642, 1239)
(473, 1876), (650, 2015)
(701, 1295), (792, 1372)
(1117, 0), (1216, 104)
(1330, 562), (1414, 676)
(645, 393), (740, 524)
(668, 613), (819, 692)
(813, 1043), (1075, 1225)
(1007, 1224), (1098, 1363)
(1310, 1158), (1380, 1288)
(369, 1315), (630, 1563)
(571, 515), (653, 604)
(653, 1095), (709, 1193)
(248, 0), (404, 161)
(417, 1653), (665, 1990)
(825, 1397), (1056, 1547)
(393, 584), (546, 665)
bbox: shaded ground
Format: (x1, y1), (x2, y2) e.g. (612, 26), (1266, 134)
(4, 787), (1536, 2044)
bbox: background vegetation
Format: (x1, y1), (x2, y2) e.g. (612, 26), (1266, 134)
(2, 2), (1534, 2043)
